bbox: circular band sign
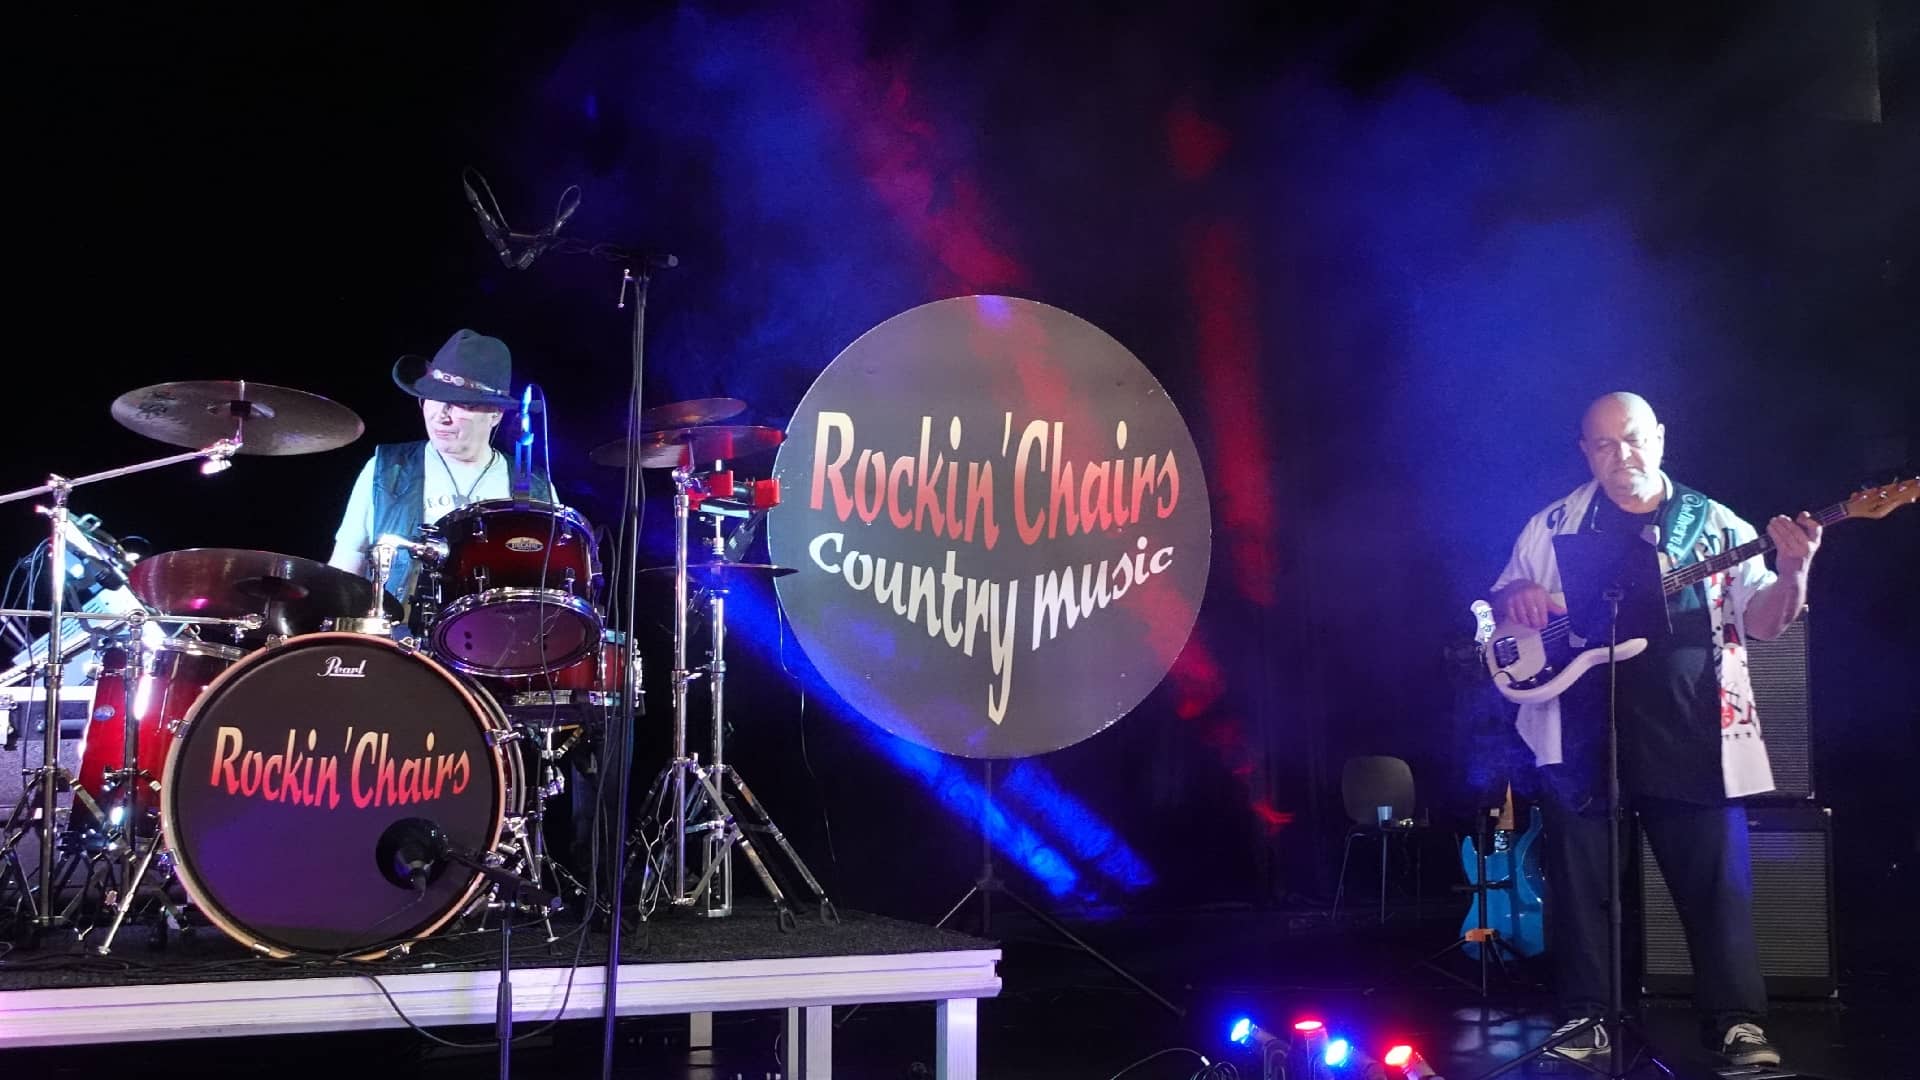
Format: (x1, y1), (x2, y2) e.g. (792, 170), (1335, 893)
(768, 296), (1211, 758)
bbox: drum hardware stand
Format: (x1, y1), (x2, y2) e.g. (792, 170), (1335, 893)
(637, 470), (835, 929)
(0, 437), (241, 928)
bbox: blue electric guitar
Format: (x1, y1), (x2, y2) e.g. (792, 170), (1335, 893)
(1459, 785), (1546, 959)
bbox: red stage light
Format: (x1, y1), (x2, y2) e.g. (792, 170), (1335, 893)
(1292, 1019), (1325, 1032)
(1384, 1044), (1414, 1067)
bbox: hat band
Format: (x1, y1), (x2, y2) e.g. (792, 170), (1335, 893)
(427, 367), (505, 397)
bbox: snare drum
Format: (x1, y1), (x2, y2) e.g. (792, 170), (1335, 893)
(484, 629), (637, 713)
(425, 500), (601, 678)
(161, 633), (521, 959)
(78, 639), (245, 831)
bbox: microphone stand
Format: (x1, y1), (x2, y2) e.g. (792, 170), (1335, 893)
(464, 197), (672, 1077)
(445, 845), (561, 1080)
(1475, 582), (1666, 1079)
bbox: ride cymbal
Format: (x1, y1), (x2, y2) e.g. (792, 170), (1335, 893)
(111, 380), (364, 456)
(640, 398), (748, 430)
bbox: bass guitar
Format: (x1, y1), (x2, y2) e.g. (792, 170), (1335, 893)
(1459, 785), (1545, 960)
(1476, 478), (1915, 705)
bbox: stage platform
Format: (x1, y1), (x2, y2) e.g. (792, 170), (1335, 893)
(0, 909), (999, 1079)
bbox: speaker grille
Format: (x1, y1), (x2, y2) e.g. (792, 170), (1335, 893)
(1640, 806), (1835, 997)
(1747, 616), (1811, 800)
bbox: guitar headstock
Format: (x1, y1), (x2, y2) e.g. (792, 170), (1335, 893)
(1844, 477), (1919, 521)
(1471, 599), (1496, 645)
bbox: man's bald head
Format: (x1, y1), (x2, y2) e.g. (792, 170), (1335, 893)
(1579, 391), (1666, 508)
(1580, 392), (1659, 441)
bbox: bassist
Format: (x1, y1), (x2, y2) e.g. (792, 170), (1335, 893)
(1488, 392), (1820, 1069)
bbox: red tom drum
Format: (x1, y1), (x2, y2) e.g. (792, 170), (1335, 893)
(482, 629), (638, 714)
(425, 500), (602, 678)
(79, 639), (245, 832)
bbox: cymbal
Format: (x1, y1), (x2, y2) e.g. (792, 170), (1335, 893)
(130, 548), (399, 638)
(112, 380), (364, 456)
(590, 425), (785, 469)
(640, 561), (797, 585)
(640, 398), (747, 431)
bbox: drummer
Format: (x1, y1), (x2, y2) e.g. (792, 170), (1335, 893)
(328, 329), (555, 598)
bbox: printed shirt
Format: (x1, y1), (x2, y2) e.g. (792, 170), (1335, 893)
(1491, 474), (1778, 798)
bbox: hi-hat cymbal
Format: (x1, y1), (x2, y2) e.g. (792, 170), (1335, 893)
(641, 398), (748, 430)
(640, 561), (797, 586)
(111, 380), (364, 456)
(130, 548), (399, 638)
(590, 425), (785, 469)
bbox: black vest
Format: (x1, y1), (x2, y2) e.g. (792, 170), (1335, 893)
(369, 441), (552, 600)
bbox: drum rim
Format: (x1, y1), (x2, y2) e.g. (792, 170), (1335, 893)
(429, 588), (601, 677)
(98, 637), (249, 672)
(432, 499), (595, 535)
(159, 632), (512, 961)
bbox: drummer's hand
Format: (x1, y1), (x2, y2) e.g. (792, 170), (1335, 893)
(1493, 580), (1564, 630)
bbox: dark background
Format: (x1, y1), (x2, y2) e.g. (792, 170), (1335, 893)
(8, 3), (1915, 922)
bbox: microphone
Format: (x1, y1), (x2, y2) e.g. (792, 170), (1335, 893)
(375, 817), (562, 911)
(462, 173), (515, 268)
(375, 816), (447, 891)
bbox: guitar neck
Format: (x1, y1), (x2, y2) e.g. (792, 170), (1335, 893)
(1661, 499), (1849, 594)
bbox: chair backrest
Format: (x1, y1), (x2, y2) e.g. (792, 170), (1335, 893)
(1341, 756), (1416, 826)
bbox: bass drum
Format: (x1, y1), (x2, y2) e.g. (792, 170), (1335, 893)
(162, 633), (520, 959)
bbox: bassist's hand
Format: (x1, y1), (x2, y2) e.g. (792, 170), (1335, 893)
(1493, 580), (1564, 630)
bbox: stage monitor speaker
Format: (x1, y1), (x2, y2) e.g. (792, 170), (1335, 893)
(1747, 615), (1811, 801)
(1640, 804), (1835, 999)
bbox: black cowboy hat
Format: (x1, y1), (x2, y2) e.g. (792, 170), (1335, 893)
(392, 329), (519, 410)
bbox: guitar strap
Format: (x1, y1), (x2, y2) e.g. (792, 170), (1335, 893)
(1656, 481), (1712, 568)
(1579, 477), (1711, 567)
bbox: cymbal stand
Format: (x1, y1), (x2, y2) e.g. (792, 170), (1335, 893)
(637, 467), (835, 929)
(0, 439), (239, 930)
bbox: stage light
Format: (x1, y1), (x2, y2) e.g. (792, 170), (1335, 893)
(1325, 1038), (1351, 1067)
(1384, 1044), (1442, 1079)
(1228, 1016), (1281, 1049)
(1293, 1019), (1326, 1033)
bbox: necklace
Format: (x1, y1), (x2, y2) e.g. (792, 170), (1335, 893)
(434, 449), (498, 509)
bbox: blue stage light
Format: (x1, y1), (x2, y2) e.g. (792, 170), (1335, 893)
(1325, 1038), (1352, 1067)
(1229, 1017), (1254, 1045)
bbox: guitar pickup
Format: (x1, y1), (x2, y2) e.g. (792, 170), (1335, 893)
(1492, 637), (1520, 667)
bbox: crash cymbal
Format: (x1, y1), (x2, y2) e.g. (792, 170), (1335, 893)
(640, 398), (748, 430)
(640, 561), (797, 585)
(590, 425), (785, 469)
(131, 548), (399, 638)
(112, 380), (364, 456)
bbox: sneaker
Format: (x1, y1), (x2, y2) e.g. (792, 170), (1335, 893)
(1544, 1017), (1610, 1062)
(1719, 1023), (1782, 1067)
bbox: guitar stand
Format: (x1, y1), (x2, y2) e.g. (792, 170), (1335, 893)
(1422, 807), (1536, 1001)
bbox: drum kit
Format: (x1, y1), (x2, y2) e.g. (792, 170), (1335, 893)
(0, 374), (831, 960)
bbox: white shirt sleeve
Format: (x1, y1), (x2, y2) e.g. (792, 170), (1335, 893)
(1718, 506), (1777, 624)
(328, 458), (377, 569)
